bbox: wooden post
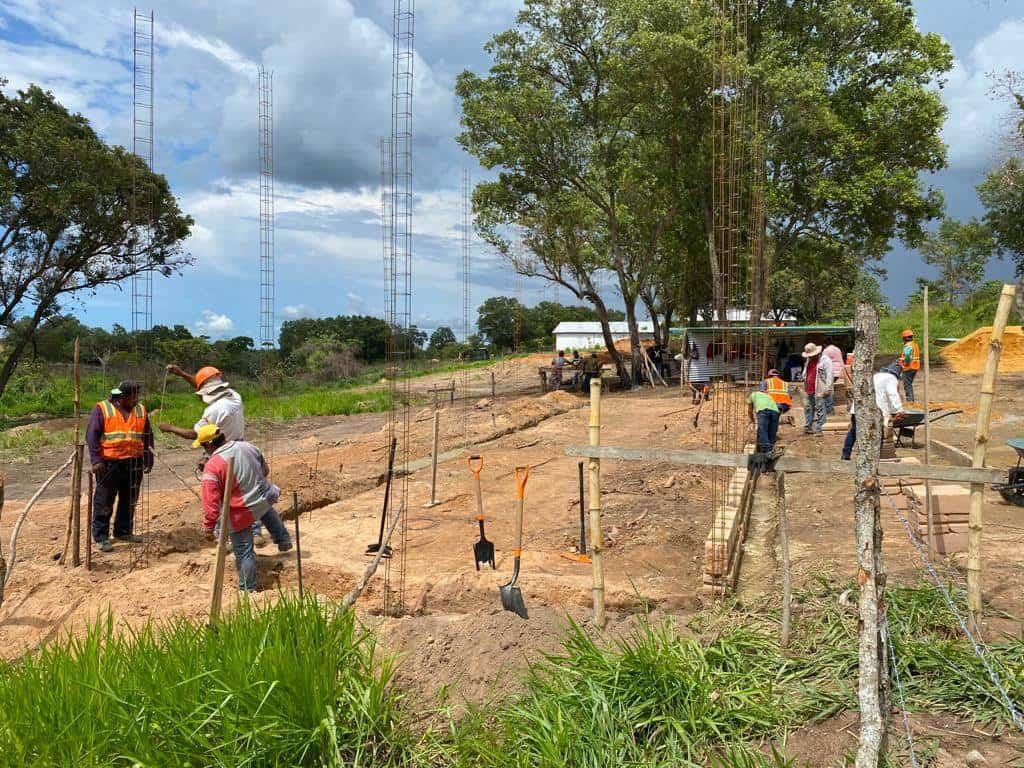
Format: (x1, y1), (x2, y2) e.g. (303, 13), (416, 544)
(424, 410), (440, 508)
(490, 371), (496, 398)
(70, 444), (83, 567)
(85, 471), (93, 571)
(777, 471), (792, 648)
(968, 284), (1016, 627)
(0, 476), (6, 608)
(923, 287), (934, 559)
(209, 457), (235, 624)
(293, 491), (304, 599)
(851, 303), (888, 768)
(588, 378), (605, 628)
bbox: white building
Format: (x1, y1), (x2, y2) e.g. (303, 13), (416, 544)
(552, 321), (655, 352)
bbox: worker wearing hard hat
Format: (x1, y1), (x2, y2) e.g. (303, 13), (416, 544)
(194, 425), (292, 592)
(897, 329), (920, 404)
(159, 365), (245, 443)
(841, 363), (906, 460)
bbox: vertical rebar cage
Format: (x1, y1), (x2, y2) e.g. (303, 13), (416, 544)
(258, 67), (275, 350)
(131, 8), (154, 335)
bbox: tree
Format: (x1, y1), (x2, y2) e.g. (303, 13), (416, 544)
(979, 157), (1024, 277)
(477, 296), (527, 351)
(428, 326), (457, 353)
(0, 83), (193, 397)
(918, 218), (998, 306)
(278, 315), (389, 362)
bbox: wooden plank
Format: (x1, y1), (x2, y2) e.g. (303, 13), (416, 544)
(564, 445), (1004, 484)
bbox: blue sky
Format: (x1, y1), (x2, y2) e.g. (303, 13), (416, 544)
(1, 0), (1022, 340)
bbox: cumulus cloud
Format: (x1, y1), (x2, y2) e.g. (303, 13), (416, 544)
(195, 310), (235, 337)
(281, 303), (314, 319)
(940, 18), (1024, 173)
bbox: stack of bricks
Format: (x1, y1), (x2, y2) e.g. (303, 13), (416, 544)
(703, 447), (753, 594)
(907, 482), (970, 554)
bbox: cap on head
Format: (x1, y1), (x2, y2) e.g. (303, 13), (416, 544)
(767, 368), (779, 377)
(801, 342), (823, 358)
(112, 380), (140, 398)
(192, 423), (223, 449)
(194, 366), (223, 391)
(884, 362), (902, 378)
(901, 329), (914, 340)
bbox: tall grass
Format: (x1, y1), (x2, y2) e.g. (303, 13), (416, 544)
(0, 597), (411, 767)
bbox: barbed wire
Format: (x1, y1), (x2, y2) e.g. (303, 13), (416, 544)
(885, 623), (921, 768)
(885, 492), (1024, 733)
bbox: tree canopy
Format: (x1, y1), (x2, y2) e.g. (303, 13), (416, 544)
(0, 82), (193, 397)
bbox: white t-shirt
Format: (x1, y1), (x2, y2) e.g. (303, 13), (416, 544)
(193, 388), (245, 440)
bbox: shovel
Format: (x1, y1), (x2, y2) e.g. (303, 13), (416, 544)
(469, 455), (495, 570)
(560, 461), (591, 564)
(366, 437), (397, 557)
(499, 465), (529, 619)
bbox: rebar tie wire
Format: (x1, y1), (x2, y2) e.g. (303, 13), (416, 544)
(884, 492), (1024, 733)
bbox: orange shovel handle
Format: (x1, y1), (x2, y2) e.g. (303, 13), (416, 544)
(514, 465), (530, 499)
(467, 455), (484, 479)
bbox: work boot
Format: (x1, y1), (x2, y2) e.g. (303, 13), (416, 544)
(115, 534), (144, 544)
(97, 539), (114, 553)
(254, 530), (269, 549)
(277, 540), (293, 553)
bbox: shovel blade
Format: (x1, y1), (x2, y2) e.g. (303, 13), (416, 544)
(474, 539), (495, 570)
(499, 584), (528, 619)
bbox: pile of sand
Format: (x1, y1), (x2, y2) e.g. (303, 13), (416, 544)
(939, 326), (1024, 375)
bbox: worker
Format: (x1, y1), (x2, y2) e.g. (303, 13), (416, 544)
(550, 350), (567, 389)
(570, 350), (582, 390)
(821, 341), (845, 416)
(897, 329), (920, 403)
(196, 425), (292, 592)
(841, 363), (906, 460)
(762, 369), (794, 425)
(800, 342), (834, 436)
(86, 381), (154, 552)
(159, 365), (244, 442)
(748, 388), (780, 454)
(581, 351), (601, 391)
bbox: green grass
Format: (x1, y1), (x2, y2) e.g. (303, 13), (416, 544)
(0, 596), (414, 767)
(3, 582), (1018, 767)
(0, 426), (75, 462)
(879, 302), (1022, 357)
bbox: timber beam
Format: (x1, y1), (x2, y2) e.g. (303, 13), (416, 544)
(564, 446), (1004, 485)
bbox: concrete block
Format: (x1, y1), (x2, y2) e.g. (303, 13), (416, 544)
(934, 530), (968, 555)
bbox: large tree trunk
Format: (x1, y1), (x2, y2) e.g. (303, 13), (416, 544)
(623, 295), (643, 387)
(591, 295), (629, 385)
(703, 198), (725, 322)
(851, 302), (889, 768)
(0, 294), (53, 400)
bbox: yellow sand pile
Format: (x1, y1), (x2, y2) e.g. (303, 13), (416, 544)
(940, 326), (1024, 374)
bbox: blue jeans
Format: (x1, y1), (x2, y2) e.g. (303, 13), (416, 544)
(824, 393), (835, 417)
(842, 415), (857, 459)
(902, 369), (917, 403)
(804, 394), (826, 433)
(756, 409), (780, 453)
(229, 507), (292, 592)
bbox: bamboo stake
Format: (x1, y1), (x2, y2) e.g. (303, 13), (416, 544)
(968, 284), (1016, 628)
(777, 471), (791, 648)
(85, 471), (93, 571)
(209, 457), (235, 625)
(6, 453), (75, 586)
(423, 410), (440, 507)
(0, 476), (6, 608)
(293, 491), (304, 599)
(588, 377), (605, 628)
(70, 444), (83, 567)
(852, 303), (887, 768)
(922, 288), (934, 559)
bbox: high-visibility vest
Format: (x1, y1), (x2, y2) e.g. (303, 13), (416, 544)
(97, 400), (147, 460)
(900, 341), (921, 372)
(764, 376), (792, 407)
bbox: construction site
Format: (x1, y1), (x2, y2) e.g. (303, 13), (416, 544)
(2, 1), (1024, 767)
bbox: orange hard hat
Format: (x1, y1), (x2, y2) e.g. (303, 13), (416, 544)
(901, 328), (914, 340)
(194, 366), (222, 390)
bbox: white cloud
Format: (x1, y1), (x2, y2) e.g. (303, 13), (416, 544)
(195, 309), (235, 337)
(281, 303), (313, 319)
(941, 18), (1024, 172)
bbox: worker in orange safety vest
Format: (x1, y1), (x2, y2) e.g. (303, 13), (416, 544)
(86, 381), (154, 552)
(762, 369), (794, 425)
(897, 328), (920, 403)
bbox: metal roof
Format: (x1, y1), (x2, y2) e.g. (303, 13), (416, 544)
(678, 325), (854, 334)
(553, 321), (655, 334)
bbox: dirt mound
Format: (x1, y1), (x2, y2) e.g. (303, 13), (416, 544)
(271, 460), (374, 517)
(940, 326), (1024, 374)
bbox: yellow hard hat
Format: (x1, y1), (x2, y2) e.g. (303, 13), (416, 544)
(192, 424), (222, 449)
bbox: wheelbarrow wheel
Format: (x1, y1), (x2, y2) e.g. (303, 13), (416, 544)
(1000, 467), (1024, 507)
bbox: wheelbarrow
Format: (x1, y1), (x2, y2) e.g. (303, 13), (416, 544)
(893, 409), (925, 449)
(995, 439), (1024, 507)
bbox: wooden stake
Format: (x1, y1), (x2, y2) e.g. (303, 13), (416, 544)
(490, 371), (496, 398)
(968, 284), (1016, 627)
(588, 377), (605, 628)
(70, 444), (83, 567)
(777, 471), (791, 648)
(293, 491), (304, 599)
(924, 287), (934, 559)
(0, 476), (6, 608)
(209, 457), (235, 625)
(851, 303), (888, 768)
(423, 410), (440, 507)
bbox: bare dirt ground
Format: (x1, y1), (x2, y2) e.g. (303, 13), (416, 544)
(2, 358), (1023, 765)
